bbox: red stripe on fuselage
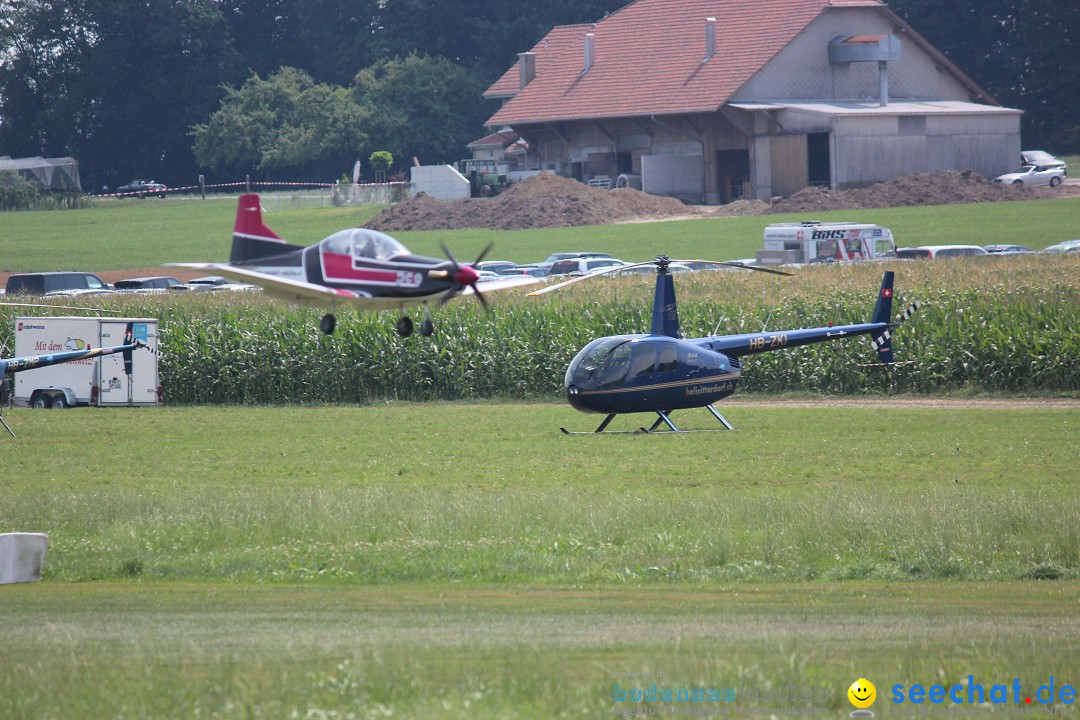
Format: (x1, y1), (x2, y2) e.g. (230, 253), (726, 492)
(322, 251), (399, 285)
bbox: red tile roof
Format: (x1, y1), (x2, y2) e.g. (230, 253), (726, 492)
(486, 0), (883, 125)
(486, 23), (593, 99)
(468, 129), (520, 149)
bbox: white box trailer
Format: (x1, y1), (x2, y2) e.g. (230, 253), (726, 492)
(12, 317), (160, 409)
(756, 222), (897, 265)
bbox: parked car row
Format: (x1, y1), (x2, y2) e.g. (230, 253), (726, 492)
(3, 272), (257, 296)
(895, 241), (1080, 259)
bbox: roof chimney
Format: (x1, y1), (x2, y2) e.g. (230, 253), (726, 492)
(583, 32), (595, 74)
(705, 18), (717, 61)
(518, 51), (536, 90)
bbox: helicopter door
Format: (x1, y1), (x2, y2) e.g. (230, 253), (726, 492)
(655, 343), (678, 376)
(627, 343), (658, 384)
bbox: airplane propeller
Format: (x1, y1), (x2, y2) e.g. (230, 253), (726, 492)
(439, 241), (494, 309)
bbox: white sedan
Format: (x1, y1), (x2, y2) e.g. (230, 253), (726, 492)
(993, 164), (1066, 188)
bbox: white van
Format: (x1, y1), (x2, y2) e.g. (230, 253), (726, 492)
(756, 222), (896, 265)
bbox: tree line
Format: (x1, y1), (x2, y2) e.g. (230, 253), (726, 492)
(1, 0), (1075, 192)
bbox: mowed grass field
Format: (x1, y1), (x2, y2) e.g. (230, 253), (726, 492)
(0, 192), (1079, 273)
(2, 198), (1079, 718)
(2, 402), (1078, 718)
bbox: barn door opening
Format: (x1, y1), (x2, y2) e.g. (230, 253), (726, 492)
(808, 132), (831, 187)
(716, 150), (750, 203)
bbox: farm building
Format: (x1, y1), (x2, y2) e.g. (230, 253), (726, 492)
(484, 0), (1021, 204)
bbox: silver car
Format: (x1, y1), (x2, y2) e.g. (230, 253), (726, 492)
(994, 164), (1066, 188)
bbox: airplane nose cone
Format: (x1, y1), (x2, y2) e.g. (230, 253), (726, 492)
(455, 265), (479, 286)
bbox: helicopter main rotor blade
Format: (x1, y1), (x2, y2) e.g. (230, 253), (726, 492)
(669, 259), (794, 276)
(527, 261), (657, 296)
(528, 258), (793, 297)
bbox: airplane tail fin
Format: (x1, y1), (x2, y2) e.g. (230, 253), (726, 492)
(230, 193), (290, 264)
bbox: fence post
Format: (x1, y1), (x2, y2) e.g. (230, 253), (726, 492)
(245, 174), (250, 193)
(199, 174), (205, 200)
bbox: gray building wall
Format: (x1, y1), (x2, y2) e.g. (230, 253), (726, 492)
(832, 113), (1020, 186)
(731, 7), (974, 103)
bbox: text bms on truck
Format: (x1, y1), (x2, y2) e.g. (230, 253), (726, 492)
(756, 222), (897, 266)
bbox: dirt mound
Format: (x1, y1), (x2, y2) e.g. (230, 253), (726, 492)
(771, 170), (1068, 213)
(364, 172), (689, 231)
(364, 169), (1076, 231)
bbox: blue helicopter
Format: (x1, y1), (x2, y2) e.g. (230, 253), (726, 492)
(529, 257), (921, 433)
(0, 320), (151, 438)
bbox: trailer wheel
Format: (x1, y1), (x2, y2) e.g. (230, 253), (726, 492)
(50, 395), (68, 409)
(30, 393), (51, 410)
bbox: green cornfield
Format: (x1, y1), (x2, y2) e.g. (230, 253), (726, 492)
(2, 257), (1077, 403)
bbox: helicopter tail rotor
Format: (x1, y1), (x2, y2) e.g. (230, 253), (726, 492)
(864, 299), (923, 368)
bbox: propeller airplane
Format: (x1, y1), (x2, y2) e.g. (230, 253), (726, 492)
(529, 257), (922, 434)
(0, 322), (153, 438)
(169, 194), (537, 336)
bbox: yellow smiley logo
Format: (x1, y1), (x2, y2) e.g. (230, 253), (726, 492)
(848, 678), (877, 709)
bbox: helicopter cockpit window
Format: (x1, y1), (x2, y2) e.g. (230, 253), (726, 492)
(628, 343), (658, 380)
(656, 344), (678, 374)
(567, 337), (634, 390)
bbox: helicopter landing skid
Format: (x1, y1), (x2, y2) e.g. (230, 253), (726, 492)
(560, 406), (733, 435)
(643, 406), (732, 432)
(0, 409), (15, 438)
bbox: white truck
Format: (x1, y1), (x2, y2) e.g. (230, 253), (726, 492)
(755, 222), (897, 266)
(12, 317), (161, 409)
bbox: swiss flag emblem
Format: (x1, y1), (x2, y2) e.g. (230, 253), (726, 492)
(882, 288), (893, 298)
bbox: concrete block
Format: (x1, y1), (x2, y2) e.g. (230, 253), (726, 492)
(410, 165), (470, 200)
(0, 532), (48, 584)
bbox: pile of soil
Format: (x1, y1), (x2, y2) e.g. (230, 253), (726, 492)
(770, 170), (1071, 213)
(367, 169), (1076, 231)
(364, 172), (689, 231)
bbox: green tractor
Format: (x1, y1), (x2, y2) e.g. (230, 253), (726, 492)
(457, 159), (507, 197)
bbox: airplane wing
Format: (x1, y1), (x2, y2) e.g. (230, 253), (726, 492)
(168, 263), (375, 307)
(168, 263), (538, 308)
(463, 275), (539, 295)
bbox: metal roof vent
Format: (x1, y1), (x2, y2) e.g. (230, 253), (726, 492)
(828, 35), (902, 106)
(583, 32), (595, 74)
(704, 18), (717, 61)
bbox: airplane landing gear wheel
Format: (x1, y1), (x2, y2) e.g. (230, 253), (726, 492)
(396, 316), (414, 337)
(320, 313), (337, 335)
(420, 318), (435, 336)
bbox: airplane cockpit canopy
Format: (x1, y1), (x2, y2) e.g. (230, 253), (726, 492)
(320, 229), (409, 262)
